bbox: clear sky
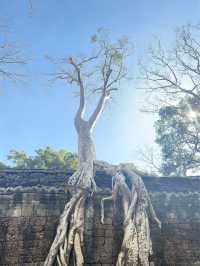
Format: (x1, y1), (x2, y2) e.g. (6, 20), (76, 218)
(0, 0), (200, 165)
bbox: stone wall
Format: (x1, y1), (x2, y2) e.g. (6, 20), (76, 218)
(0, 170), (200, 266)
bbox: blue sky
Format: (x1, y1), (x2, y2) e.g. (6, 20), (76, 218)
(0, 0), (200, 165)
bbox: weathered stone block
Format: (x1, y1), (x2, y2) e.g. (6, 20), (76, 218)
(0, 170), (199, 265)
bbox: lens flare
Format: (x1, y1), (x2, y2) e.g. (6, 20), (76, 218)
(187, 110), (197, 120)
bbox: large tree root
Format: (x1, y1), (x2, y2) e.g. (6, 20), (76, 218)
(44, 189), (87, 266)
(45, 163), (160, 266)
(101, 165), (161, 266)
(68, 162), (97, 191)
(44, 163), (95, 266)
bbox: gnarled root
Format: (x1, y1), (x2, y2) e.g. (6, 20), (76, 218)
(45, 162), (160, 266)
(101, 166), (161, 266)
(68, 162), (97, 192)
(44, 160), (96, 266)
(44, 188), (87, 266)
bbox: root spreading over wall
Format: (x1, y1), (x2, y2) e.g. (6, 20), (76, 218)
(102, 165), (161, 266)
(44, 163), (160, 266)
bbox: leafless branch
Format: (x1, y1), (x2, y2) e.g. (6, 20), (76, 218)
(140, 24), (200, 111)
(135, 147), (162, 175)
(50, 30), (133, 129)
(0, 24), (27, 87)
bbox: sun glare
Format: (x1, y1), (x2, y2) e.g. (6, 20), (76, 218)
(188, 110), (197, 120)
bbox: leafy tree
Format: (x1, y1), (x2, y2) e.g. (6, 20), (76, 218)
(0, 161), (7, 169)
(8, 146), (78, 170)
(8, 150), (29, 168)
(155, 101), (200, 176)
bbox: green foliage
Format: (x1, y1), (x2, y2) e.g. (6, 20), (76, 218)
(155, 101), (200, 176)
(0, 161), (7, 170)
(7, 146), (78, 170)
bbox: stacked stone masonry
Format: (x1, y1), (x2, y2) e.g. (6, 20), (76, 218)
(0, 170), (199, 266)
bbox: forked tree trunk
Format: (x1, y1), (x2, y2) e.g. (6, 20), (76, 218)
(68, 119), (96, 190)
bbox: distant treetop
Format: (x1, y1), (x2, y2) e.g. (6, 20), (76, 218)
(1, 146), (78, 171)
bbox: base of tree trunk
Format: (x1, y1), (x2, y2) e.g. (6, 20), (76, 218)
(44, 162), (161, 266)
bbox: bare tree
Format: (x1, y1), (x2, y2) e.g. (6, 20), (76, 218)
(0, 23), (26, 87)
(134, 146), (162, 175)
(44, 30), (160, 266)
(140, 24), (200, 109)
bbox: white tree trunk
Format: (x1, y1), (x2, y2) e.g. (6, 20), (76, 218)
(68, 119), (96, 189)
(44, 120), (96, 266)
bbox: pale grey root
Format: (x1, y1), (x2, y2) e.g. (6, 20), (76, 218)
(44, 162), (161, 266)
(101, 165), (161, 266)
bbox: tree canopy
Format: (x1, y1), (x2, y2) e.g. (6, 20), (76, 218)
(155, 103), (200, 175)
(2, 146), (78, 170)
